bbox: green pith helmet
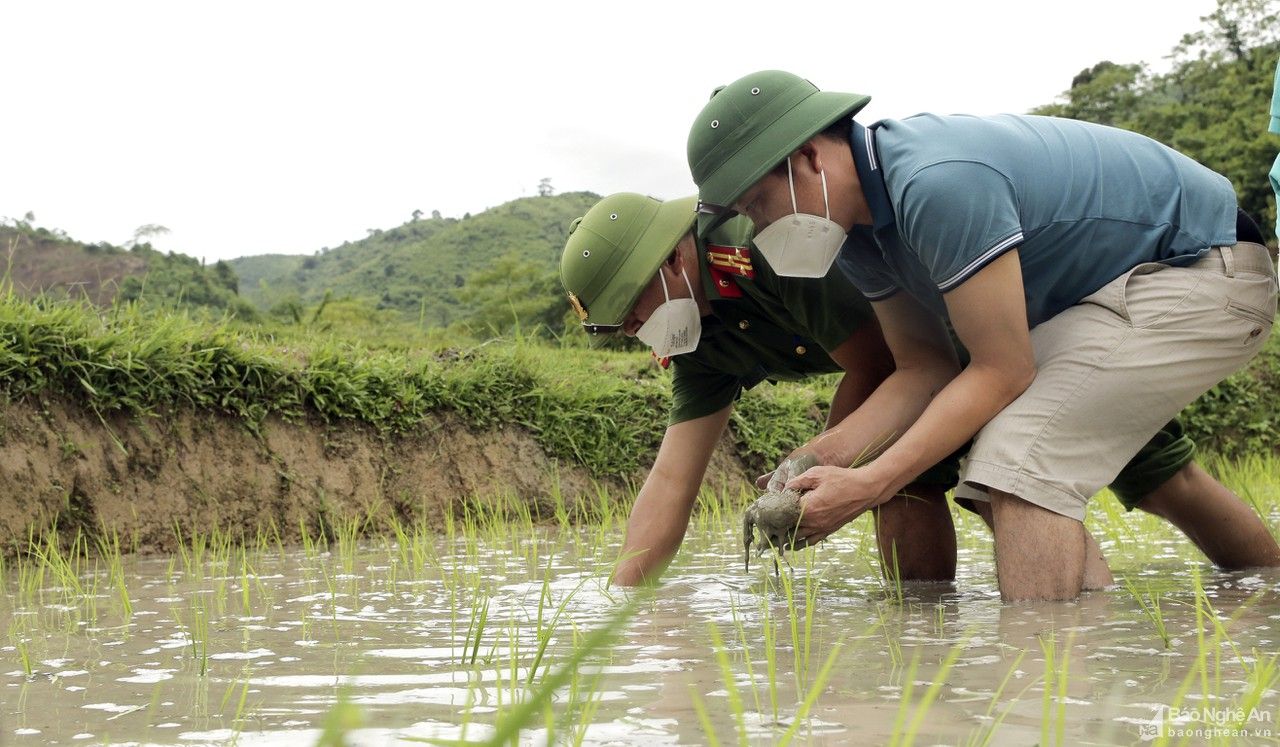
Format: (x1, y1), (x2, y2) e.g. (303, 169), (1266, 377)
(560, 193), (698, 336)
(687, 70), (870, 213)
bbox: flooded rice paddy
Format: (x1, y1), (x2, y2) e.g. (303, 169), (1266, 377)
(3, 474), (1279, 746)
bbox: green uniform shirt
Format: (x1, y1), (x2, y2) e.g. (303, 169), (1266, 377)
(669, 217), (874, 425)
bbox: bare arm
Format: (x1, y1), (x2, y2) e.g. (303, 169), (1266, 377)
(796, 291), (960, 470)
(613, 405), (733, 586)
(824, 320), (896, 429)
(791, 251), (1036, 540)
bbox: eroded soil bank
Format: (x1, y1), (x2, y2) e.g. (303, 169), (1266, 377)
(0, 398), (750, 551)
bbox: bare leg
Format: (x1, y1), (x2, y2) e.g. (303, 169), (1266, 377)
(972, 498), (1112, 590)
(990, 489), (1086, 602)
(871, 484), (956, 581)
(1136, 462), (1280, 568)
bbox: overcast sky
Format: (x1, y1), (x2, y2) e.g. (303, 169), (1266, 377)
(1, 1), (1220, 262)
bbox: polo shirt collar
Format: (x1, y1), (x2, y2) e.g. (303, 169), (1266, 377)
(851, 121), (896, 233)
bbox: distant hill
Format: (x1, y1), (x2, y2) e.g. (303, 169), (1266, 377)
(0, 225), (252, 316)
(230, 192), (599, 327)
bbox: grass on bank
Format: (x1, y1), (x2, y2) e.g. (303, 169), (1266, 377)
(0, 288), (842, 481)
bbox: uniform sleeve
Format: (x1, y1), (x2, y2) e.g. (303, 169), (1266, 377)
(897, 161), (1024, 293)
(669, 358), (741, 425)
(778, 250), (876, 353)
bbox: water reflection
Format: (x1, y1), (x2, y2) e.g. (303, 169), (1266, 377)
(1, 512), (1277, 745)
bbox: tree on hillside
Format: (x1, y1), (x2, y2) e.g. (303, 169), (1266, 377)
(412, 209), (423, 222)
(1034, 61), (1145, 126)
(1034, 0), (1280, 240)
(129, 224), (170, 248)
(458, 252), (567, 337)
(1173, 0), (1278, 64)
(537, 178), (555, 197)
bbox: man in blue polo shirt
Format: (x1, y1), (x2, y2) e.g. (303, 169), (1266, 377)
(687, 70), (1280, 601)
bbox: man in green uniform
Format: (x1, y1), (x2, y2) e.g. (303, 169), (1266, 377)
(686, 71), (1279, 600)
(560, 192), (1253, 587)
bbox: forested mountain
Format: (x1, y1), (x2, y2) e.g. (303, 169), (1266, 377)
(0, 223), (253, 317)
(230, 192), (599, 332)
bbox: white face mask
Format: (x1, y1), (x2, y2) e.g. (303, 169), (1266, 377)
(751, 156), (847, 278)
(636, 267), (701, 357)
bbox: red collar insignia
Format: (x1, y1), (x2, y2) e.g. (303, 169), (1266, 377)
(706, 244), (753, 299)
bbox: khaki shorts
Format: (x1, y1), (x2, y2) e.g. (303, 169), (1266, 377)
(957, 242), (1278, 521)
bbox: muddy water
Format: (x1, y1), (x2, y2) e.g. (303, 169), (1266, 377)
(3, 510), (1279, 746)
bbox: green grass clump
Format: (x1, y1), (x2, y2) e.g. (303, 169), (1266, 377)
(1181, 332), (1280, 458)
(0, 289), (833, 479)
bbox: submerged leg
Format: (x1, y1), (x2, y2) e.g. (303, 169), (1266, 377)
(990, 490), (1086, 602)
(871, 484), (957, 581)
(1137, 462), (1280, 569)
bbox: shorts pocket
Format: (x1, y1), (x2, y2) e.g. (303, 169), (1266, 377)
(1224, 299), (1275, 326)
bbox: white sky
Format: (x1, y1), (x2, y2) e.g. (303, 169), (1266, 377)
(1, 0), (1218, 262)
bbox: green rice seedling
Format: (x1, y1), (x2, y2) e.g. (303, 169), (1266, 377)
(298, 516), (318, 561)
(962, 649), (1032, 747)
(526, 565), (591, 686)
(772, 551), (806, 694)
(799, 548), (824, 683)
(707, 621), (750, 747)
(1094, 492), (1139, 547)
(688, 685), (724, 747)
(724, 594), (763, 718)
(190, 597), (210, 677)
(96, 527), (132, 618)
(758, 593), (781, 723)
(564, 655), (610, 747)
(465, 592), (492, 668)
(238, 548), (253, 617)
(1123, 577), (1170, 648)
(221, 667), (253, 745)
(452, 593), (642, 747)
(874, 601), (904, 669)
(7, 617), (34, 678)
(314, 688), (363, 747)
(872, 510), (906, 605)
(888, 639), (964, 747)
(1036, 631), (1072, 747)
(776, 639), (845, 747)
(1228, 651), (1279, 735)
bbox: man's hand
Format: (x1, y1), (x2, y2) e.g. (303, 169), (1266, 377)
(785, 465), (890, 545)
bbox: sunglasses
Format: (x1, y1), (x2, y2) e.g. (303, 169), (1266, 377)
(582, 322), (623, 335)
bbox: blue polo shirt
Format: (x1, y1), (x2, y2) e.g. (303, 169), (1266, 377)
(838, 115), (1238, 327)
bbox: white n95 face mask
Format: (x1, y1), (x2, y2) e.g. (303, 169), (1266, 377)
(636, 268), (701, 357)
(752, 156), (846, 278)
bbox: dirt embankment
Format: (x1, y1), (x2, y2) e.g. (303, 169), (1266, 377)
(0, 398), (750, 551)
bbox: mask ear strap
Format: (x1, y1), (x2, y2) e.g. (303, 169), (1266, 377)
(658, 264), (672, 303)
(680, 267), (696, 298)
(820, 168), (831, 221)
(786, 156), (798, 214)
